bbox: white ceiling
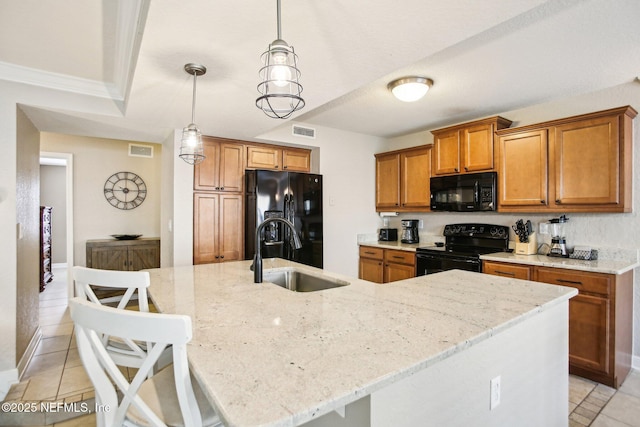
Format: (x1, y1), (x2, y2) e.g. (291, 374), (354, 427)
(2, 0), (640, 144)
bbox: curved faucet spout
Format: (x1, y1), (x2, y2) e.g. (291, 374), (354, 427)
(253, 217), (302, 283)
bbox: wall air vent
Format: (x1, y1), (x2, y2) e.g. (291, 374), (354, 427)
(128, 143), (154, 158)
(292, 125), (316, 139)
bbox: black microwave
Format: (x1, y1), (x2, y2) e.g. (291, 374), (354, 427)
(430, 172), (497, 212)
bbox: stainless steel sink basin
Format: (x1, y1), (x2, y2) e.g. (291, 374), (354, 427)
(263, 268), (350, 292)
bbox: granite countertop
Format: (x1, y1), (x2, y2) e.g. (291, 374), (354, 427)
(480, 252), (639, 275)
(147, 259), (576, 427)
(358, 240), (427, 252)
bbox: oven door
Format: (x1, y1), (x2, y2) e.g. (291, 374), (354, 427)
(416, 252), (482, 276)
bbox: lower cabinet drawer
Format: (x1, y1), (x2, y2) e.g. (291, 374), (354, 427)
(359, 246), (384, 260)
(536, 267), (611, 296)
(483, 261), (532, 280)
(384, 249), (415, 265)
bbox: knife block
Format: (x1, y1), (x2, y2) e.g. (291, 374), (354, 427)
(515, 232), (537, 255)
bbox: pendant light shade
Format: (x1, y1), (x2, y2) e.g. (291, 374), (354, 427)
(256, 0), (305, 119)
(388, 76), (434, 102)
(179, 63), (206, 165)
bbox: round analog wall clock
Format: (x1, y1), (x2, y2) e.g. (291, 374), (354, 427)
(103, 171), (147, 210)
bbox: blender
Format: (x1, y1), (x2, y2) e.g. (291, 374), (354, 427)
(547, 215), (569, 257)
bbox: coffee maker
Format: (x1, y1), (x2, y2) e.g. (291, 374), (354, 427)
(547, 215), (569, 257)
(401, 219), (420, 244)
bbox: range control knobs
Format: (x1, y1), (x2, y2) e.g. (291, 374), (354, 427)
(489, 226), (507, 237)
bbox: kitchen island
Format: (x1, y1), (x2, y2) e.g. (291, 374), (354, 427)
(147, 259), (577, 427)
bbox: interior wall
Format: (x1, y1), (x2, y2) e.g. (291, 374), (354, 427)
(40, 165), (67, 264)
(385, 81), (640, 364)
(39, 133), (162, 267)
(15, 107), (40, 366)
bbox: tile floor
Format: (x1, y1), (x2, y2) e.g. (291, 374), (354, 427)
(1, 265), (639, 426)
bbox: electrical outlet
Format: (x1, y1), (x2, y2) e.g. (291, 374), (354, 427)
(490, 376), (501, 410)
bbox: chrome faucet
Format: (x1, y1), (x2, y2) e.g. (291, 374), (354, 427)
(253, 217), (302, 283)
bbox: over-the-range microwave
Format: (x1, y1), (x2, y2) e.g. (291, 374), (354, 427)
(430, 171), (497, 212)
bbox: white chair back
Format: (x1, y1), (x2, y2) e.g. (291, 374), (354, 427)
(70, 297), (211, 427)
(73, 266), (150, 311)
(72, 266), (172, 371)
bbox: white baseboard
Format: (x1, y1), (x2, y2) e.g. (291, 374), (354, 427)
(0, 368), (19, 401)
(17, 327), (42, 380)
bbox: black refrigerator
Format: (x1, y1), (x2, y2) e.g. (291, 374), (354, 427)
(245, 169), (323, 268)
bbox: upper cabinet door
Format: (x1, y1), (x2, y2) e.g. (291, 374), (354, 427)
(282, 148), (311, 172)
(462, 123), (494, 172)
(401, 147), (431, 208)
(218, 143), (244, 192)
(498, 129), (549, 209)
(432, 130), (460, 175)
(194, 138), (221, 190)
(553, 116), (619, 206)
(246, 145), (281, 170)
(375, 152), (401, 209)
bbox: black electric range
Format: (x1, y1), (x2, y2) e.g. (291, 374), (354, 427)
(416, 223), (510, 275)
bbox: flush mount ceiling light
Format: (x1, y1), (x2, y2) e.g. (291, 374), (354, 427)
(256, 0), (305, 119)
(179, 63), (206, 165)
(388, 76), (434, 102)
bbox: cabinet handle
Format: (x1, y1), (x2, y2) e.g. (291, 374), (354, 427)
(392, 255), (405, 259)
(215, 255), (220, 259)
(494, 270), (515, 277)
(455, 168), (459, 172)
(275, 165), (279, 169)
(284, 166), (288, 169)
(220, 255), (224, 259)
(556, 199), (561, 203)
(540, 200), (546, 204)
(365, 251), (376, 255)
(464, 167), (468, 171)
(220, 187), (225, 190)
(556, 279), (582, 285)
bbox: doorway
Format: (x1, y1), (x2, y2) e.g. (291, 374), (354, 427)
(39, 152), (74, 300)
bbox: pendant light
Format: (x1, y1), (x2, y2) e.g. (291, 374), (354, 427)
(256, 0), (305, 119)
(179, 63), (206, 165)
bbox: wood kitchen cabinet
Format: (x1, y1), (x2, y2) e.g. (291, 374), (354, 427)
(359, 246), (384, 283)
(359, 246), (416, 283)
(497, 106), (637, 213)
(86, 238), (160, 271)
(431, 116), (512, 176)
(483, 260), (633, 388)
(193, 193), (243, 264)
(194, 137), (245, 193)
(246, 144), (311, 172)
(483, 261), (532, 280)
(375, 145), (431, 212)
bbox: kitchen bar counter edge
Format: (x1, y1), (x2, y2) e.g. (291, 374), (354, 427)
(480, 252), (639, 275)
(147, 259), (576, 427)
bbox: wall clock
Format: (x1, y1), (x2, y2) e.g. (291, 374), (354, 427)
(103, 171), (147, 210)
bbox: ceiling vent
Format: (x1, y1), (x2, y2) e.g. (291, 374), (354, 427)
(129, 143), (154, 158)
(292, 125), (316, 139)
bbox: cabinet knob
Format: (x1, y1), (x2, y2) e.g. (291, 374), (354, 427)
(556, 199), (561, 203)
(540, 200), (546, 204)
(455, 168), (459, 172)
(220, 187), (225, 190)
(215, 255), (220, 259)
(220, 255), (224, 259)
(464, 167), (468, 171)
(283, 166), (288, 169)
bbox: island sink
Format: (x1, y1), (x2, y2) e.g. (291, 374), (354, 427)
(263, 268), (350, 292)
